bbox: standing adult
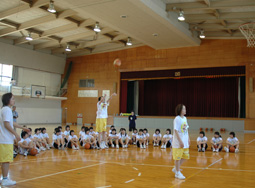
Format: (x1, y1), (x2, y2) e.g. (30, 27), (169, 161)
(0, 93), (29, 186)
(128, 111), (137, 134)
(12, 106), (18, 123)
(96, 93), (117, 149)
(171, 104), (190, 180)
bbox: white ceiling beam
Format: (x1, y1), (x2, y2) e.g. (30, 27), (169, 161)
(0, 9), (77, 37)
(166, 0), (255, 11)
(0, 0), (49, 20)
(52, 34), (127, 54)
(34, 27), (114, 50)
(190, 23), (241, 30)
(185, 12), (255, 21)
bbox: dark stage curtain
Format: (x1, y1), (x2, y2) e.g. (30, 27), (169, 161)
(120, 80), (128, 113)
(140, 77), (239, 117)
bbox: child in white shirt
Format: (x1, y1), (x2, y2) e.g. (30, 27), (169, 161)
(63, 125), (70, 146)
(33, 128), (47, 151)
(143, 128), (150, 146)
(82, 128), (97, 149)
(224, 132), (239, 153)
(67, 130), (79, 150)
(211, 132), (223, 152)
(153, 129), (162, 147)
(197, 131), (208, 152)
(132, 129), (138, 145)
(53, 128), (65, 149)
(41, 127), (51, 149)
(161, 129), (173, 149)
(109, 129), (119, 148)
(19, 131), (36, 156)
(137, 129), (146, 149)
(118, 128), (130, 148)
(79, 126), (86, 146)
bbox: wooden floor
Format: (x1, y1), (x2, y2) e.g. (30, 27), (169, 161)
(5, 125), (255, 188)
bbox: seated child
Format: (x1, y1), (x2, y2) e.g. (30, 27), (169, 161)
(109, 128), (119, 148)
(41, 127), (51, 149)
(79, 126), (86, 146)
(68, 130), (79, 150)
(153, 129), (162, 147)
(33, 128), (47, 150)
(161, 129), (172, 149)
(19, 131), (36, 156)
(52, 128), (65, 149)
(118, 128), (130, 148)
(143, 128), (150, 146)
(211, 131), (223, 152)
(132, 129), (138, 145)
(136, 129), (146, 149)
(63, 125), (71, 146)
(197, 131), (208, 152)
(224, 132), (239, 153)
(81, 128), (97, 149)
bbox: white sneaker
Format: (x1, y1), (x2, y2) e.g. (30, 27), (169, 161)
(224, 147), (229, 153)
(1, 178), (16, 186)
(153, 143), (156, 147)
(76, 146), (80, 150)
(125, 144), (128, 148)
(216, 149), (219, 152)
(46, 144), (50, 150)
(140, 145), (143, 149)
(202, 148), (205, 152)
(116, 145), (119, 149)
(36, 148), (41, 153)
(72, 145), (76, 149)
(143, 144), (146, 149)
(24, 151), (28, 157)
(161, 145), (164, 149)
(198, 148), (201, 152)
(111, 144), (115, 148)
(235, 149), (239, 153)
(175, 172), (185, 180)
(213, 148), (216, 152)
(133, 142), (136, 145)
(13, 150), (17, 155)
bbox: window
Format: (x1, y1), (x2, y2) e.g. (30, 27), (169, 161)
(79, 79), (94, 87)
(0, 64), (13, 86)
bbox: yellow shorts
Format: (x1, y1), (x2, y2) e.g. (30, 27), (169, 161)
(0, 144), (13, 163)
(172, 148), (190, 161)
(96, 118), (107, 132)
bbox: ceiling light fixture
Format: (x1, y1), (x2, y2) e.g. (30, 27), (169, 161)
(126, 37), (132, 46)
(178, 10), (185, 21)
(47, 1), (56, 13)
(25, 32), (33, 41)
(94, 22), (101, 33)
(199, 30), (205, 39)
(65, 44), (71, 52)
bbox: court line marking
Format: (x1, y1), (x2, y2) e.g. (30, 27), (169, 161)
(247, 139), (255, 144)
(17, 162), (105, 184)
(96, 186), (112, 188)
(133, 167), (138, 171)
(169, 158), (223, 188)
(125, 179), (135, 183)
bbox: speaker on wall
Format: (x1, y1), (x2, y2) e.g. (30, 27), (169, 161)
(249, 77), (253, 93)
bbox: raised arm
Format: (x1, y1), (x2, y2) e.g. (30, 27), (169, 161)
(107, 93), (117, 103)
(13, 122), (30, 132)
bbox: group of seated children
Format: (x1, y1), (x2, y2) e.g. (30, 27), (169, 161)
(197, 131), (239, 153)
(131, 128), (173, 149)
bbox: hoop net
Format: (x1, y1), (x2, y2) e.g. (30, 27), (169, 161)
(239, 22), (255, 48)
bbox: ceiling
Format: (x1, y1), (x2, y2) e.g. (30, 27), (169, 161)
(0, 0), (252, 57)
(164, 0), (255, 39)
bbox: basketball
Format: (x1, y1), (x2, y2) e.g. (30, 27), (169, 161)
(205, 128), (208, 131)
(113, 58), (121, 67)
(210, 128), (213, 131)
(30, 148), (38, 156)
(229, 146), (235, 153)
(84, 143), (91, 149)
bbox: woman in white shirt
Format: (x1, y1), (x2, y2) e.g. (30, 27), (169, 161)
(172, 104), (190, 180)
(161, 129), (173, 149)
(0, 93), (29, 186)
(153, 129), (162, 147)
(197, 131), (208, 152)
(67, 130), (79, 150)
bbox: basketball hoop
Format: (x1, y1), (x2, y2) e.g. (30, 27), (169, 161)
(239, 22), (255, 48)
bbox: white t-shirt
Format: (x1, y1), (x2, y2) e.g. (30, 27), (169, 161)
(109, 134), (118, 138)
(212, 137), (222, 144)
(136, 134), (145, 140)
(89, 131), (96, 136)
(82, 134), (92, 140)
(68, 135), (77, 141)
(0, 106), (15, 144)
(33, 134), (42, 139)
(163, 134), (173, 140)
(53, 134), (62, 141)
(172, 116), (189, 149)
(41, 133), (49, 138)
(227, 137), (238, 145)
(64, 131), (70, 136)
(19, 138), (31, 154)
(119, 133), (130, 140)
(197, 136), (208, 143)
(132, 133), (138, 137)
(144, 133), (149, 137)
(96, 102), (109, 119)
(153, 133), (162, 138)
(79, 131), (85, 139)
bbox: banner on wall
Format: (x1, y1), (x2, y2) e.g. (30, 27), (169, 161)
(78, 90), (98, 97)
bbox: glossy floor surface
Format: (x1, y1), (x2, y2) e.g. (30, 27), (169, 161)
(2, 125), (255, 188)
